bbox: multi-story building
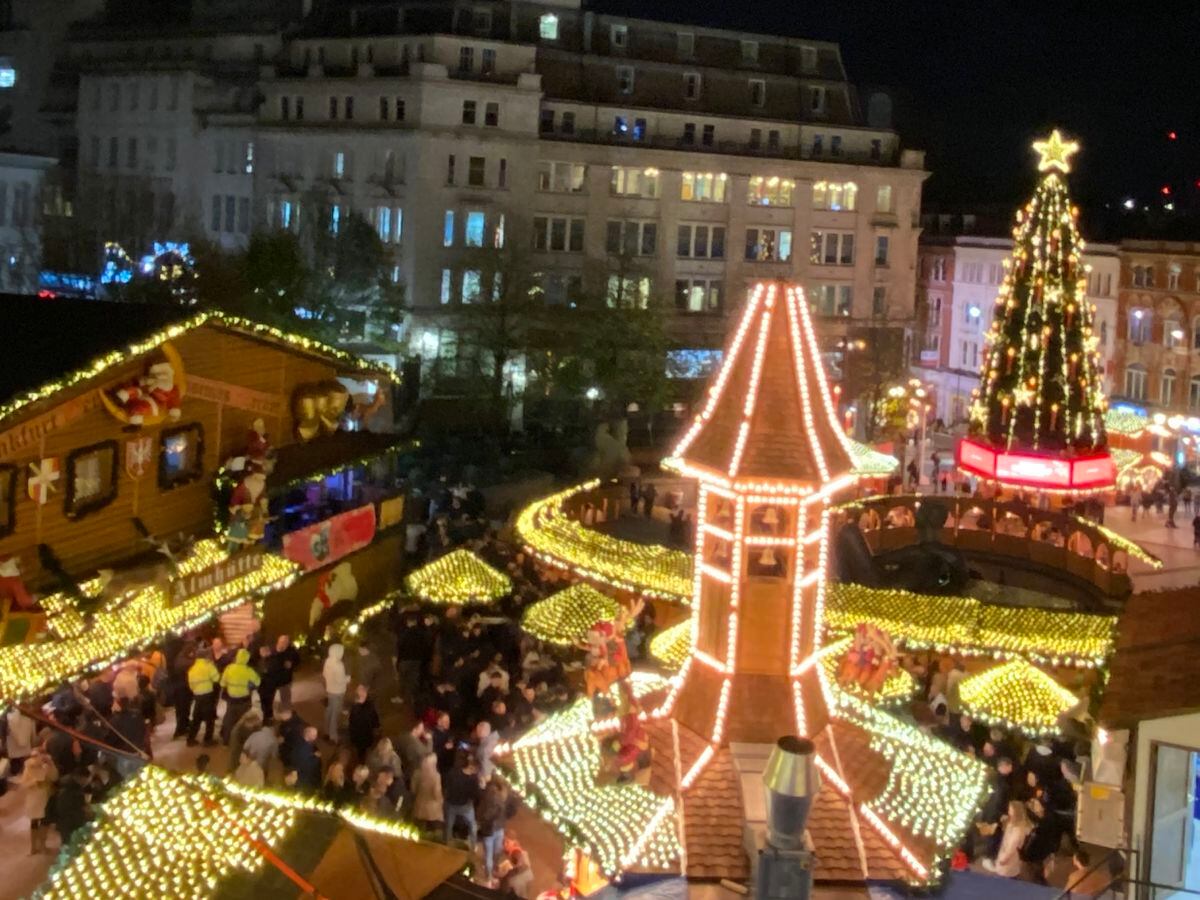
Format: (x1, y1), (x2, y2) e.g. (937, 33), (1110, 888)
(915, 235), (1119, 426)
(30, 0), (928, 395)
(1113, 241), (1200, 417)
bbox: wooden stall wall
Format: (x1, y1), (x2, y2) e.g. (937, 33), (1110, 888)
(0, 324), (345, 585)
(261, 532), (407, 640)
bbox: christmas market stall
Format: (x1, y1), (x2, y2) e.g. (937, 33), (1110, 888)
(0, 296), (402, 698)
(33, 766), (473, 900)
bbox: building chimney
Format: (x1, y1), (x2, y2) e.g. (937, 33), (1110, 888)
(754, 736), (818, 900)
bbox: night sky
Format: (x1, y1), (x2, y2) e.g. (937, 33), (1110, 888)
(595, 0), (1200, 221)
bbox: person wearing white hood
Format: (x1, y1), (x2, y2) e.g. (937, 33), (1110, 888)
(323, 644), (351, 742)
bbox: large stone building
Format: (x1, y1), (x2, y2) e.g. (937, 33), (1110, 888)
(26, 0), (927, 392)
(915, 234), (1119, 426)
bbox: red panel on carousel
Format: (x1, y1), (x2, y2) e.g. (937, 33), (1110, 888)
(957, 437), (1115, 490)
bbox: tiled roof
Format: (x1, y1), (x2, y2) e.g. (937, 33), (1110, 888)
(1100, 588), (1200, 725)
(673, 282), (853, 483)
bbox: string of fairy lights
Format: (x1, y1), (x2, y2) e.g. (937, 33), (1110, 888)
(0, 311), (397, 434)
(35, 767), (419, 899)
(0, 539), (298, 703)
(521, 583), (628, 647)
(970, 131), (1107, 454)
(958, 658), (1082, 737)
(515, 481), (693, 602)
(404, 549), (511, 605)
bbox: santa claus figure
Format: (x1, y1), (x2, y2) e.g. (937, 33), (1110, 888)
(229, 463), (269, 542)
(113, 360), (182, 425)
(245, 418), (271, 464)
(0, 555), (34, 610)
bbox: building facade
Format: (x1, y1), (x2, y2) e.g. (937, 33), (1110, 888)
(1112, 241), (1200, 419)
(24, 0), (926, 393)
(915, 235), (1119, 427)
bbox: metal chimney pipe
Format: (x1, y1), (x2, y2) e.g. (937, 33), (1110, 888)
(762, 736), (819, 851)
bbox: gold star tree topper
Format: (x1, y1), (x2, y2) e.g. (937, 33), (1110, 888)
(1033, 129), (1080, 173)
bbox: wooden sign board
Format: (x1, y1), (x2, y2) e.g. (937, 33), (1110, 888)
(168, 547), (264, 607)
(0, 392), (101, 462)
(187, 375), (286, 418)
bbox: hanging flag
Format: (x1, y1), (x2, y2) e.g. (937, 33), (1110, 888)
(124, 435), (154, 479)
(27, 458), (60, 504)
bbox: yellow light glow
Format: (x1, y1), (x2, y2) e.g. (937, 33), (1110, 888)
(1032, 129), (1080, 173)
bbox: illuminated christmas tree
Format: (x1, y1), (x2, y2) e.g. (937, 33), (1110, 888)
(959, 130), (1115, 491)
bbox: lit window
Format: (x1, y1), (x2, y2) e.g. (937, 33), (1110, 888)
(745, 228), (793, 262)
(539, 14), (559, 41)
(607, 274), (651, 308)
(66, 441), (117, 519)
(462, 270), (482, 303)
(680, 171), (728, 203)
(443, 210), (455, 247)
(440, 269), (452, 304)
(376, 206), (391, 241)
(159, 423), (203, 489)
(465, 210), (485, 246)
(747, 176), (794, 207)
(674, 278), (723, 313)
(329, 204), (341, 234)
(611, 166), (659, 198)
(333, 151), (345, 178)
(812, 180), (858, 211)
(1124, 365), (1147, 401)
(1162, 369), (1177, 406)
(280, 200), (293, 230)
(0, 66), (16, 89)
(877, 185), (894, 213)
(538, 161), (586, 193)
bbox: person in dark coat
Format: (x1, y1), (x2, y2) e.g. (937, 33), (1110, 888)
(1020, 796), (1062, 882)
(170, 639), (197, 738)
(51, 768), (91, 847)
(291, 726), (323, 792)
(347, 684), (381, 761)
(277, 707), (308, 770)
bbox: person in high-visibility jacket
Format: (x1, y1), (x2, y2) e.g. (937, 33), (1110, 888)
(219, 648), (261, 745)
(186, 647), (220, 746)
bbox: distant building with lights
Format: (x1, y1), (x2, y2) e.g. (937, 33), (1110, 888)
(19, 0), (925, 392)
(914, 233), (1119, 427)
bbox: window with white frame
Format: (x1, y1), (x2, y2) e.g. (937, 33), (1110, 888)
(611, 24), (629, 48)
(1124, 365), (1147, 401)
(810, 231), (854, 265)
(810, 284), (852, 317)
(607, 275), (651, 308)
(461, 270), (483, 303)
(875, 235), (890, 265)
(745, 228), (793, 262)
(681, 171), (728, 202)
(1168, 264), (1181, 290)
(747, 176), (794, 207)
(539, 13), (558, 41)
(1129, 308), (1151, 344)
(960, 340), (978, 369)
(606, 220), (657, 256)
(538, 161), (586, 193)
(876, 184), (893, 213)
(465, 210), (486, 247)
(675, 278), (723, 313)
(1132, 264), (1154, 288)
(1166, 317), (1185, 350)
(1162, 368), (1177, 405)
(611, 166), (659, 198)
(540, 273), (583, 306)
(677, 224), (726, 259)
(532, 216), (585, 252)
(812, 180), (857, 211)
(462, 100), (476, 125)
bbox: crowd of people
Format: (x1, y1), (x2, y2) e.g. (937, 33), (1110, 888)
(903, 654), (1120, 892)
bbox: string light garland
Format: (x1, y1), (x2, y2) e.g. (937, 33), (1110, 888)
(819, 637), (915, 705)
(35, 767), (419, 899)
(404, 549), (511, 605)
(521, 584), (628, 646)
(0, 539), (297, 703)
(648, 621), (691, 671)
(1103, 408), (1147, 438)
(957, 659), (1080, 737)
(847, 439), (900, 475)
(0, 310), (397, 433)
(1067, 515), (1162, 568)
(823, 583), (1115, 668)
(500, 682), (681, 877)
(516, 481), (692, 602)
